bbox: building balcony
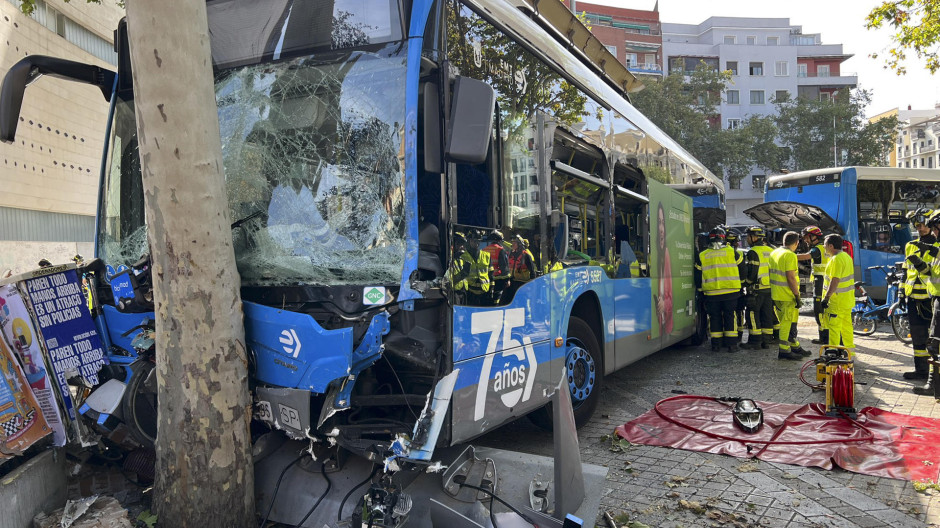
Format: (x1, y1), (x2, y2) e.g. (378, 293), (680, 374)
(628, 63), (663, 75)
(796, 72), (857, 86)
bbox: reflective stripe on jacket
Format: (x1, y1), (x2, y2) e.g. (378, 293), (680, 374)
(823, 251), (855, 310)
(812, 244), (830, 277)
(748, 244), (773, 289)
(905, 239), (938, 299)
(696, 246), (742, 296)
(769, 247), (798, 302)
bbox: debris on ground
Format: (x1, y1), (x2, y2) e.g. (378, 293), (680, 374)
(33, 496), (132, 528)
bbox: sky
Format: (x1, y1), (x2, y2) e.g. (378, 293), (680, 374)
(579, 0), (939, 117)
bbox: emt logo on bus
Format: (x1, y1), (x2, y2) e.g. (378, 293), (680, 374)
(472, 308), (538, 421)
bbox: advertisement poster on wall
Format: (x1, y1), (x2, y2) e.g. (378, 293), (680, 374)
(0, 334), (50, 456)
(648, 180), (696, 341)
(0, 283), (67, 446)
(12, 264), (109, 426)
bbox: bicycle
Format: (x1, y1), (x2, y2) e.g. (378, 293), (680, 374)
(852, 262), (910, 343)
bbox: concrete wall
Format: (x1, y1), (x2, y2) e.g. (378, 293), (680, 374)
(0, 449), (67, 528)
(0, 0), (123, 218)
(0, 240), (93, 276)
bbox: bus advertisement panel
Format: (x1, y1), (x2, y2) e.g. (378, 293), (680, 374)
(649, 180), (695, 341)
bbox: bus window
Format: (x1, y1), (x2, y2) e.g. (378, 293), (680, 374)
(550, 129), (608, 266)
(613, 163), (649, 277)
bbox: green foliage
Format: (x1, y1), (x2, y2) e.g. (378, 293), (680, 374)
(774, 90), (899, 171)
(446, 0), (588, 142)
(913, 479), (940, 493)
(17, 0), (102, 16)
(631, 66), (783, 185)
(866, 0), (940, 74)
(136, 510), (158, 528)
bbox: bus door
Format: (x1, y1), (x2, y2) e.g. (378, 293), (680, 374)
(611, 163), (653, 368)
(447, 107), (554, 443)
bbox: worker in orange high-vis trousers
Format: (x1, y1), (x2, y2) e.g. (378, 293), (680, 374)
(820, 234), (856, 356)
(769, 231), (811, 360)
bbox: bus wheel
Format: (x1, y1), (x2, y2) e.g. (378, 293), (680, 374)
(122, 359), (157, 449)
(681, 302), (707, 346)
(528, 316), (603, 430)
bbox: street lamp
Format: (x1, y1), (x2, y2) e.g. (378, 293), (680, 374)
(833, 90), (839, 167)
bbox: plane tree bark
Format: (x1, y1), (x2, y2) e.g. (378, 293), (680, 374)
(124, 1), (255, 525)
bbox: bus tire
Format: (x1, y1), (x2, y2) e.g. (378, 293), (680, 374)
(122, 359), (157, 449)
(681, 302), (707, 346)
(528, 316), (603, 431)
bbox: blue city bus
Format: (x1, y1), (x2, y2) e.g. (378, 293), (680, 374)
(746, 166), (940, 301)
(1, 0), (721, 504)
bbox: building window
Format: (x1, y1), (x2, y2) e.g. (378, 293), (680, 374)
(817, 64), (830, 77)
(644, 53), (657, 67)
(775, 61), (789, 76)
(730, 178), (742, 190)
(752, 175), (766, 190)
(820, 92), (830, 102)
(750, 90), (765, 104)
(746, 35), (756, 45)
(797, 63), (808, 77)
(727, 90), (740, 104)
(791, 35), (817, 45)
(605, 45), (617, 56)
(907, 161), (911, 168)
(724, 35), (736, 45)
(775, 90), (789, 102)
(930, 158), (935, 168)
(767, 36), (779, 45)
(749, 62), (763, 76)
(625, 53), (638, 67)
(726, 61), (738, 75)
(728, 118), (741, 130)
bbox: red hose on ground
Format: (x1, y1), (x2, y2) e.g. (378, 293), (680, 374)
(799, 359), (824, 390)
(652, 394), (873, 448)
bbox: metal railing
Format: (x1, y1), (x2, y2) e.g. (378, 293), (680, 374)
(796, 71), (857, 78)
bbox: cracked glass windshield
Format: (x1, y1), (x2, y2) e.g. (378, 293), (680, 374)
(98, 0), (408, 287)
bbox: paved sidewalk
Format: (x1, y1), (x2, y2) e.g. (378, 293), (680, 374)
(481, 319), (940, 527)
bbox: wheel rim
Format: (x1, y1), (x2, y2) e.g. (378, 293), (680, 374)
(565, 338), (596, 406)
(896, 315), (911, 340)
(853, 313), (874, 334)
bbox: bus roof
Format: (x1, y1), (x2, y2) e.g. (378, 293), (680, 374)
(467, 0), (723, 193)
(768, 167), (940, 186)
(513, 0), (643, 95)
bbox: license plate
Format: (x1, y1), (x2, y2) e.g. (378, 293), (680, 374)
(278, 403), (302, 430)
(254, 387), (311, 439)
(255, 400), (273, 422)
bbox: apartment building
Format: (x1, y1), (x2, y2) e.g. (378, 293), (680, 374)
(662, 17), (857, 224)
(895, 107), (940, 170)
(0, 0), (123, 274)
(565, 1), (663, 78)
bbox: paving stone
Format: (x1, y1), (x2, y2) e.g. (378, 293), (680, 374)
(477, 324), (940, 527)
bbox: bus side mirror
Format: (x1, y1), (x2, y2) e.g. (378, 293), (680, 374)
(0, 56), (115, 143)
(445, 76), (494, 164)
(552, 210), (569, 260)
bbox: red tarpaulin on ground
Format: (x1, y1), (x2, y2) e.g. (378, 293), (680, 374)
(616, 396), (940, 482)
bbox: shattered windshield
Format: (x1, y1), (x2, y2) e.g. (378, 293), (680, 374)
(98, 96), (148, 271)
(219, 44), (408, 287)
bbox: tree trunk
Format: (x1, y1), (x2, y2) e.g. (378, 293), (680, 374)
(124, 1), (255, 526)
